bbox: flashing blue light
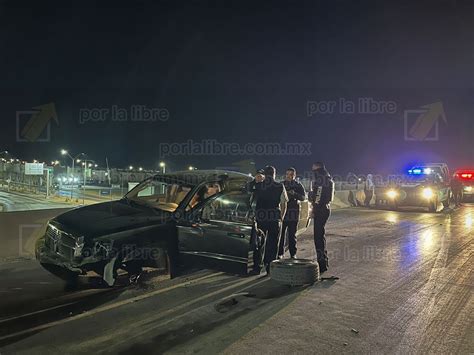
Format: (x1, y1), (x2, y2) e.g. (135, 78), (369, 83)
(408, 166), (434, 175)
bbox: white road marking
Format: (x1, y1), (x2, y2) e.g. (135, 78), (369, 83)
(0, 302), (77, 324)
(84, 275), (270, 351)
(0, 271), (223, 342)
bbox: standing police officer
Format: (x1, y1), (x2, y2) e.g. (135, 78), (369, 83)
(253, 166), (288, 274)
(309, 162), (334, 273)
(278, 167), (306, 259)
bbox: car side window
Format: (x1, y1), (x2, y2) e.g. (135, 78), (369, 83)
(186, 182), (222, 211)
(201, 192), (253, 224)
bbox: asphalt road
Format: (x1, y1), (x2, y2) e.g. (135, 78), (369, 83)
(0, 205), (472, 354)
(0, 190), (72, 212)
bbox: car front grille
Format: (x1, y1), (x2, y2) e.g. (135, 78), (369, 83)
(45, 225), (76, 260)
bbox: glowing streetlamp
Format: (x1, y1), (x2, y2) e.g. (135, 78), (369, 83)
(159, 161), (166, 174)
(60, 149), (89, 200)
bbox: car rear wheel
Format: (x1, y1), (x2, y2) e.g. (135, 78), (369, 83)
(428, 198), (438, 212)
(270, 259), (320, 286)
(442, 194), (451, 209)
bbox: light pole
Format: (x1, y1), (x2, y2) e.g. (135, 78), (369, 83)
(78, 158), (95, 205)
(61, 149), (76, 200)
(159, 161), (166, 174)
(61, 149), (87, 201)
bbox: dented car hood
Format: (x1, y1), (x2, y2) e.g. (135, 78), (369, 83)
(51, 199), (172, 240)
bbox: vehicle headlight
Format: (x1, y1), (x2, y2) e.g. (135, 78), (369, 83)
(73, 236), (85, 258)
(386, 189), (398, 199)
(422, 188), (434, 199)
(464, 186), (473, 192)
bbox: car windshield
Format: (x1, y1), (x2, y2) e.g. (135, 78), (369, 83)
(124, 178), (192, 212)
(406, 174), (440, 184)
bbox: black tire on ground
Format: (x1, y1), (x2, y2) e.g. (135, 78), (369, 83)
(428, 198), (438, 213)
(270, 259), (320, 286)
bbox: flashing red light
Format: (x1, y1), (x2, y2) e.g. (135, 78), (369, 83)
(455, 170), (474, 180)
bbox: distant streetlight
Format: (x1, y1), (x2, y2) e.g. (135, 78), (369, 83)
(139, 167), (143, 171)
(159, 162), (166, 174)
(129, 166), (134, 170)
(60, 149), (88, 200)
(188, 166), (196, 171)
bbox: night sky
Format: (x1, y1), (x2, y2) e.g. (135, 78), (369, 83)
(1, 0), (473, 175)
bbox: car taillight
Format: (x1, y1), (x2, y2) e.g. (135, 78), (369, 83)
(456, 171), (474, 180)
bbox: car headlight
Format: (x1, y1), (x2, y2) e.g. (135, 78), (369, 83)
(386, 189), (398, 199)
(422, 188), (434, 199)
(464, 186), (473, 192)
(73, 236), (85, 258)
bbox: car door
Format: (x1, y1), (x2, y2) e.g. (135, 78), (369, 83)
(297, 199), (311, 235)
(435, 174), (449, 201)
(177, 191), (254, 275)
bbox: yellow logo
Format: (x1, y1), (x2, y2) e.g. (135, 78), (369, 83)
(16, 103), (58, 142)
(404, 102), (447, 141)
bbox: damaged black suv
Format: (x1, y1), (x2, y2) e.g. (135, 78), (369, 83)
(36, 170), (312, 287)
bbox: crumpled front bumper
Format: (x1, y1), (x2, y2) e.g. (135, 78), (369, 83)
(35, 235), (102, 275)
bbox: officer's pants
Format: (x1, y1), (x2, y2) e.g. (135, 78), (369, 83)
(313, 206), (331, 272)
(258, 220), (282, 269)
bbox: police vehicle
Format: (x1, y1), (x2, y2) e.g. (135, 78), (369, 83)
(454, 169), (474, 202)
(385, 164), (452, 212)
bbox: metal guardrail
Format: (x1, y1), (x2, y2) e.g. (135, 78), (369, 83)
(0, 180), (43, 195)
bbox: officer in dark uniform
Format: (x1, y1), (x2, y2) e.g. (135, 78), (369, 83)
(253, 166), (288, 274)
(309, 162), (334, 273)
(278, 167), (306, 259)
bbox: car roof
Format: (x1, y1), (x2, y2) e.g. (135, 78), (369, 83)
(151, 170), (252, 187)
